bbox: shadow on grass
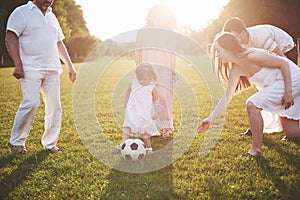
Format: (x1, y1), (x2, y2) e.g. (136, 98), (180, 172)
(263, 136), (300, 170)
(258, 137), (300, 198)
(0, 151), (49, 200)
(0, 155), (16, 168)
(103, 137), (181, 200)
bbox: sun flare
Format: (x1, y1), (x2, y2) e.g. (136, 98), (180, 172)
(156, 0), (229, 30)
(75, 0), (230, 40)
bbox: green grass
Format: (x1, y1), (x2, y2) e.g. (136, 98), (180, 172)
(1, 57), (300, 200)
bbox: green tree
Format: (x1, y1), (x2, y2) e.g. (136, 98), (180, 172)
(0, 0), (100, 66)
(0, 0), (28, 67)
(204, 0), (300, 44)
(53, 0), (100, 62)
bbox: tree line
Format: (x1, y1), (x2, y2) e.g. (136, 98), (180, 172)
(195, 0), (300, 51)
(1, 0), (299, 67)
(0, 0), (99, 67)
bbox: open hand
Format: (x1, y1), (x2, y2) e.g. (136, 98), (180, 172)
(197, 118), (212, 133)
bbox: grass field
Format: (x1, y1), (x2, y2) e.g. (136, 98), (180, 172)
(1, 56), (300, 199)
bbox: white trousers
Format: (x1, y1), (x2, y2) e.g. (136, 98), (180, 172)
(10, 70), (62, 149)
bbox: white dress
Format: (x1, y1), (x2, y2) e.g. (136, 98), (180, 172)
(123, 79), (160, 136)
(247, 57), (300, 133)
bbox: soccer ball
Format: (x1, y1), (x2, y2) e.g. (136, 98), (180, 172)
(120, 138), (146, 161)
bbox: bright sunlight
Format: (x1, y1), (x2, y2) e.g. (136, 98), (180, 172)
(75, 0), (230, 40)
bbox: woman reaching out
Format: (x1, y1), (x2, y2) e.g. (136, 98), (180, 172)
(197, 32), (300, 157)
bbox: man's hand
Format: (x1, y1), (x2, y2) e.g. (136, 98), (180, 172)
(68, 67), (77, 83)
(12, 66), (24, 79)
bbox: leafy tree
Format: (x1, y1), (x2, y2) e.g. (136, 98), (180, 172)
(0, 0), (100, 66)
(52, 0), (100, 62)
(52, 0), (71, 43)
(0, 0), (28, 66)
(204, 0), (300, 45)
(67, 36), (100, 62)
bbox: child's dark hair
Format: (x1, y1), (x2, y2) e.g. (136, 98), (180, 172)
(223, 17), (247, 34)
(135, 63), (157, 81)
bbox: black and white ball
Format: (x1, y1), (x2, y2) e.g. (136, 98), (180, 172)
(120, 138), (146, 161)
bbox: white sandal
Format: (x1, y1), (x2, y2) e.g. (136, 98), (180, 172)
(145, 148), (153, 154)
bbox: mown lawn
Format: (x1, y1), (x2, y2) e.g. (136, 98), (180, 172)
(0, 56), (300, 200)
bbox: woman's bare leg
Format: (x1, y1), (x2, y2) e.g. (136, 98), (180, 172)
(280, 117), (300, 138)
(247, 102), (263, 154)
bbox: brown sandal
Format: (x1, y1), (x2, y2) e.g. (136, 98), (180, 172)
(162, 130), (171, 138)
(8, 142), (27, 155)
(47, 146), (62, 154)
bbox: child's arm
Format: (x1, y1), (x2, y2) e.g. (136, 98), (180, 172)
(152, 86), (158, 120)
(152, 86), (158, 104)
(124, 81), (132, 107)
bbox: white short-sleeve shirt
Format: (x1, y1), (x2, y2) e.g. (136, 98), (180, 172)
(245, 25), (295, 53)
(6, 1), (64, 72)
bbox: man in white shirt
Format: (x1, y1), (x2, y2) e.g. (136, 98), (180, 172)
(223, 17), (297, 63)
(5, 0), (77, 154)
(222, 17), (297, 137)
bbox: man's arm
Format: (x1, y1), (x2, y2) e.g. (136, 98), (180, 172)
(5, 30), (24, 79)
(57, 40), (77, 82)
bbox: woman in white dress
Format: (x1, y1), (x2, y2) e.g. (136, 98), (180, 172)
(121, 64), (160, 153)
(197, 32), (300, 157)
(222, 17), (297, 135)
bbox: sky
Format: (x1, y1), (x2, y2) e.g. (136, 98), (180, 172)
(74, 0), (230, 41)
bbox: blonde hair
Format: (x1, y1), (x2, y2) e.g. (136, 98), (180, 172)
(210, 32), (251, 93)
(146, 4), (177, 29)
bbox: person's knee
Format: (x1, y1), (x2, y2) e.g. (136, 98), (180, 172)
(281, 118), (300, 136)
(246, 102), (260, 115)
(22, 98), (40, 111)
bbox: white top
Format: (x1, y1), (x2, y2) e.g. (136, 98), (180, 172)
(245, 25), (295, 53)
(247, 54), (300, 132)
(123, 79), (160, 136)
(6, 1), (64, 73)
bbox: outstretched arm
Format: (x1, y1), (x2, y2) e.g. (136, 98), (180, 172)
(197, 67), (241, 133)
